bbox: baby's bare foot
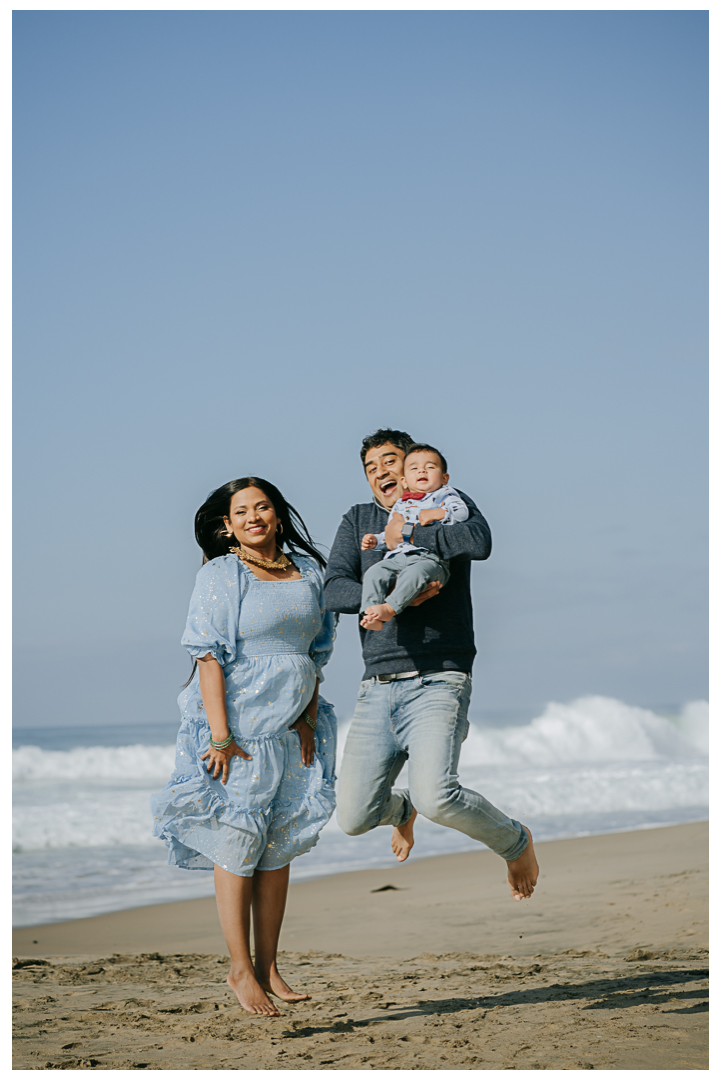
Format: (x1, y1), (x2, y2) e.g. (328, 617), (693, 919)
(391, 809), (417, 862)
(227, 969), (280, 1016)
(506, 826), (540, 901)
(258, 965), (311, 1003)
(361, 603), (396, 631)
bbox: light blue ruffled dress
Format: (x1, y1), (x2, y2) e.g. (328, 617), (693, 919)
(151, 553), (337, 876)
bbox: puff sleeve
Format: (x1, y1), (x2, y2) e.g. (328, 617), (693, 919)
(181, 556), (246, 667)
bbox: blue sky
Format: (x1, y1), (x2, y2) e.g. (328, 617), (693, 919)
(13, 10), (707, 729)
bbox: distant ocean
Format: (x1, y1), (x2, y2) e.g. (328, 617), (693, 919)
(13, 696), (708, 928)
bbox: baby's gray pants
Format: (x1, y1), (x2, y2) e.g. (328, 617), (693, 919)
(361, 551), (451, 616)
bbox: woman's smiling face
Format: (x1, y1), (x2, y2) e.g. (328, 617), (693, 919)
(224, 486), (279, 551)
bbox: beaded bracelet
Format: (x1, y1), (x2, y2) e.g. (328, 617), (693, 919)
(300, 713), (317, 731)
(210, 734), (234, 750)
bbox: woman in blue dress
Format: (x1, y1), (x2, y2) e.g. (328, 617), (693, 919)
(152, 477), (337, 1017)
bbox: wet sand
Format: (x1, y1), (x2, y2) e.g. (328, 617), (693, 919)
(13, 822), (708, 1070)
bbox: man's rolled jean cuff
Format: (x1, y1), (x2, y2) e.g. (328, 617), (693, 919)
(500, 823), (530, 863)
(394, 788), (415, 828)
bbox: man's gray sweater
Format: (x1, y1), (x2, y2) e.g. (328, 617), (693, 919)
(324, 492), (491, 679)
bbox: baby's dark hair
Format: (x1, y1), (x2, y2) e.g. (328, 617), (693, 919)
(360, 428), (415, 466)
(404, 443), (448, 474)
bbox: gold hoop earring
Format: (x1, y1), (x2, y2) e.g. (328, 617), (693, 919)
(276, 522), (283, 535)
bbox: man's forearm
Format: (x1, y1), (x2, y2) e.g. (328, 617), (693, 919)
(325, 513), (365, 613)
(324, 574), (363, 614)
(413, 506), (492, 562)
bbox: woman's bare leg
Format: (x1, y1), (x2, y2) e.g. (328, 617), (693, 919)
(252, 865), (310, 1002)
(213, 864), (279, 1016)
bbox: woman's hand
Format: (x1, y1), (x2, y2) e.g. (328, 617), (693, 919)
(200, 740), (251, 785)
(290, 718), (315, 767)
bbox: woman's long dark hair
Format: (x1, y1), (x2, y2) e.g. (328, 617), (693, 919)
(194, 476), (326, 569)
(182, 477), (326, 687)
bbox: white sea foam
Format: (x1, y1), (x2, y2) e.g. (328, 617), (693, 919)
(12, 697), (707, 858)
(13, 786), (165, 852)
(673, 700), (709, 754)
(12, 743), (176, 783)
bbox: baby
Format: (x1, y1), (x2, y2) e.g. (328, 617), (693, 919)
(360, 443), (468, 630)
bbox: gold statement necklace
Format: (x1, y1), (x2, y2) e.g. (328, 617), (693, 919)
(229, 546), (293, 572)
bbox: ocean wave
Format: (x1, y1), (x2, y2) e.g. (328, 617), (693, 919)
(13, 744), (177, 783)
(12, 697), (708, 854)
(13, 697), (707, 785)
(459, 697), (708, 767)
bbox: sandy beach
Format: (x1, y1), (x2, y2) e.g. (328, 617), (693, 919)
(13, 822), (708, 1070)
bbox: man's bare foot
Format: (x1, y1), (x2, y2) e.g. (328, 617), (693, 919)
(258, 963), (311, 1003)
(391, 809), (417, 862)
(227, 968), (280, 1016)
(506, 826), (540, 901)
(360, 603), (396, 631)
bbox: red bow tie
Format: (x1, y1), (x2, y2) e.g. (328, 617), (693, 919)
(402, 491), (426, 501)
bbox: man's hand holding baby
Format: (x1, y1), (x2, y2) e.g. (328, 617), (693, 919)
(418, 507), (446, 526)
(384, 512), (406, 550)
(361, 534), (378, 551)
(408, 581), (443, 605)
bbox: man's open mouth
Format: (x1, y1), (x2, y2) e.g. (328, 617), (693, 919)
(380, 480), (397, 495)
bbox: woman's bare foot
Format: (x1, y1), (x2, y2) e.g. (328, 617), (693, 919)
(391, 809), (417, 862)
(506, 826), (540, 901)
(227, 967), (280, 1016)
(258, 963), (311, 1003)
(360, 603), (396, 630)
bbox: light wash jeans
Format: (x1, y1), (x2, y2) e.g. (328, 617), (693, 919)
(337, 672), (528, 862)
(361, 550), (451, 616)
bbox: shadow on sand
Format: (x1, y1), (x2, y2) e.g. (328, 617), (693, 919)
(279, 968), (708, 1039)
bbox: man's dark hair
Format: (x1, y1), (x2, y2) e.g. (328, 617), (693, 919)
(360, 428), (415, 466)
(404, 443), (448, 474)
